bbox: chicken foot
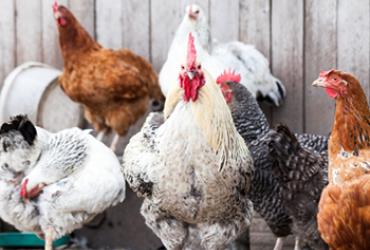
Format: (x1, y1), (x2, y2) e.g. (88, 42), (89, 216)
(96, 130), (106, 141)
(294, 236), (301, 250)
(110, 133), (120, 153)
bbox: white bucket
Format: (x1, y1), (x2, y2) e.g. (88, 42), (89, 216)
(0, 62), (83, 132)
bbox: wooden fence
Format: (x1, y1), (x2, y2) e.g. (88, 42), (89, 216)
(1, 0), (370, 135)
(1, 0), (369, 248)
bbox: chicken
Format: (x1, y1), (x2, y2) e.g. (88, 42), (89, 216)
(159, 4), (285, 106)
(0, 115), (125, 250)
(313, 69), (370, 249)
(212, 42), (285, 106)
(263, 125), (328, 249)
(216, 74), (328, 250)
(53, 0), (164, 151)
(123, 33), (254, 250)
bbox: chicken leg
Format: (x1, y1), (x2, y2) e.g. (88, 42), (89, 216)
(44, 228), (53, 250)
(96, 130), (106, 141)
(273, 237), (284, 250)
(294, 236), (301, 250)
(110, 133), (120, 153)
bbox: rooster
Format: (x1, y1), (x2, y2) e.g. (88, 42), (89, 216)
(53, 0), (164, 151)
(0, 115), (125, 250)
(123, 33), (254, 249)
(313, 70), (370, 249)
(159, 4), (285, 107)
(217, 74), (328, 250)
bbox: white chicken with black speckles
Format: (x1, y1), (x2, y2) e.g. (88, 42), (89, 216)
(123, 33), (254, 250)
(160, 4), (286, 107)
(0, 115), (125, 250)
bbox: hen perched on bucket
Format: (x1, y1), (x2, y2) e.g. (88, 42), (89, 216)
(53, 0), (164, 151)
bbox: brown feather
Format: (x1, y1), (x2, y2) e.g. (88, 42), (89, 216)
(56, 5), (164, 136)
(317, 71), (370, 249)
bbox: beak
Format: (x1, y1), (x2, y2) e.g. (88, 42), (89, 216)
(312, 77), (327, 88)
(54, 11), (61, 20)
(187, 71), (196, 80)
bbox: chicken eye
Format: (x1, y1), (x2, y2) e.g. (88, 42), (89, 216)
(195, 10), (200, 14)
(197, 65), (201, 69)
(181, 65), (185, 70)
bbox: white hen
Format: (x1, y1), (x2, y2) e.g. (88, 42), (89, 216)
(0, 115), (125, 250)
(124, 34), (253, 249)
(160, 4), (286, 106)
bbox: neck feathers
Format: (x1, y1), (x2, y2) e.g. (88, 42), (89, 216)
(165, 72), (249, 165)
(330, 86), (370, 155)
(59, 21), (101, 63)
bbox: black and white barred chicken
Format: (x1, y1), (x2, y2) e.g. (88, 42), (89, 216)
(216, 74), (328, 250)
(160, 4), (285, 107)
(0, 115), (125, 250)
(123, 33), (254, 250)
(263, 125), (328, 249)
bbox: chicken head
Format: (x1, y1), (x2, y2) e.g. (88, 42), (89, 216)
(179, 33), (205, 102)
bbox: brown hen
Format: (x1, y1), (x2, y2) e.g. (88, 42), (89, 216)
(313, 69), (370, 250)
(53, 1), (164, 151)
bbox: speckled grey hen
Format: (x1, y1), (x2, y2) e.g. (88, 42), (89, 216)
(123, 33), (254, 250)
(264, 125), (328, 249)
(0, 115), (125, 250)
(216, 78), (328, 250)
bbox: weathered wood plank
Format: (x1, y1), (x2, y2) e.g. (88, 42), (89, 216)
(305, 0), (336, 135)
(337, 0), (370, 98)
(209, 0), (239, 43)
(150, 0), (183, 71)
(121, 0), (150, 58)
(239, 0), (270, 58)
(150, 0), (209, 71)
(96, 0), (123, 49)
(69, 0), (95, 38)
(271, 0), (304, 133)
(41, 0), (68, 68)
(239, 0), (272, 122)
(0, 0), (16, 86)
(16, 0), (43, 64)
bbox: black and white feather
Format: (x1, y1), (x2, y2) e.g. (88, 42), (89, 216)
(123, 74), (254, 249)
(224, 82), (328, 248)
(0, 115), (125, 240)
(263, 125), (329, 249)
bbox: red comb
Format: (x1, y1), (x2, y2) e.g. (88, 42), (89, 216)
(20, 178), (28, 199)
(53, 0), (59, 13)
(319, 69), (335, 78)
(216, 69), (241, 84)
(187, 33), (197, 68)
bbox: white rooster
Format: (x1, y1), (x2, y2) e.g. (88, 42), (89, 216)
(123, 33), (254, 249)
(159, 4), (286, 106)
(0, 115), (125, 250)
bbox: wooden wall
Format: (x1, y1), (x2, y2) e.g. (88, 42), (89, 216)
(1, 0), (370, 135)
(1, 0), (369, 249)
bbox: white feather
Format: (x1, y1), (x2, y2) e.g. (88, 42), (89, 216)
(160, 4), (286, 106)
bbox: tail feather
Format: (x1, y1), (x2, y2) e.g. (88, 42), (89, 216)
(220, 41), (286, 106)
(263, 124), (328, 249)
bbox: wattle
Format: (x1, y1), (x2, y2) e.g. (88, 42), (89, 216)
(325, 87), (338, 99)
(182, 76), (205, 102)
